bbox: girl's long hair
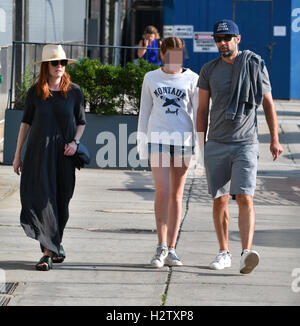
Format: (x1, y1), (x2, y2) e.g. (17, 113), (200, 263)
(34, 62), (71, 100)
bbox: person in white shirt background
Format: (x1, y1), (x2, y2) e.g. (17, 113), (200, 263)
(137, 37), (199, 268)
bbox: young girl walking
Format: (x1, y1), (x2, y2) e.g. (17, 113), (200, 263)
(137, 37), (199, 268)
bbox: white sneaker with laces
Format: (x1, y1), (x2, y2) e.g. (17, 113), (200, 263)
(151, 245), (168, 268)
(165, 249), (183, 267)
(209, 251), (232, 270)
(240, 250), (259, 274)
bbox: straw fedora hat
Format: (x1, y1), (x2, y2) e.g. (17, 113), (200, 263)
(34, 44), (77, 65)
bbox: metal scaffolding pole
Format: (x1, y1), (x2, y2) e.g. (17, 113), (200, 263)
(113, 0), (122, 66)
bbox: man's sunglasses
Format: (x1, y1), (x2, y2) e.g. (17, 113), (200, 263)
(50, 59), (68, 67)
(213, 34), (236, 43)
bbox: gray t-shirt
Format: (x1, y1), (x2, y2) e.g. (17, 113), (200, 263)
(197, 52), (272, 144)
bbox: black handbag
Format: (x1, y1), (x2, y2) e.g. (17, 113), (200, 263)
(72, 142), (90, 170)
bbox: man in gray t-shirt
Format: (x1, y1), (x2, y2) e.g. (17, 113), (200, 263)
(196, 19), (283, 274)
(198, 52), (271, 144)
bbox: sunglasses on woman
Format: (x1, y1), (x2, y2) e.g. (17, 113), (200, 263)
(213, 34), (236, 43)
(50, 59), (68, 67)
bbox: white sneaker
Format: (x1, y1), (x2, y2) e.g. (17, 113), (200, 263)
(151, 245), (168, 268)
(209, 251), (232, 270)
(165, 249), (183, 267)
(240, 250), (259, 274)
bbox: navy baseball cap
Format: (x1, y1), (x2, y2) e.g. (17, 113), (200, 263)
(213, 19), (240, 35)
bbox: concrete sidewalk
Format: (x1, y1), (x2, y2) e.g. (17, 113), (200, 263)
(0, 100), (299, 306)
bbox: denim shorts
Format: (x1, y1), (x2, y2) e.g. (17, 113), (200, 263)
(204, 141), (259, 199)
(148, 143), (195, 157)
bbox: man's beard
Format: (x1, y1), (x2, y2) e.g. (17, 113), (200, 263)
(219, 43), (237, 57)
(220, 49), (235, 57)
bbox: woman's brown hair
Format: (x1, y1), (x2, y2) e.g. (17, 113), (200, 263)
(160, 37), (185, 55)
(142, 25), (160, 40)
(35, 62), (71, 100)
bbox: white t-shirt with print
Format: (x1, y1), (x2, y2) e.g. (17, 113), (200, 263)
(137, 68), (199, 160)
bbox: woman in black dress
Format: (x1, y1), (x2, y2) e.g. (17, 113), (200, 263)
(13, 44), (86, 271)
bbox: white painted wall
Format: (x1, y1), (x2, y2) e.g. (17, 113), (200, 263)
(0, 0), (86, 46)
(0, 0), (13, 46)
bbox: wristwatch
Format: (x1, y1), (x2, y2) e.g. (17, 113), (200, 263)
(73, 139), (80, 145)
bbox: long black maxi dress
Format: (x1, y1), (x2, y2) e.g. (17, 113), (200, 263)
(20, 84), (86, 255)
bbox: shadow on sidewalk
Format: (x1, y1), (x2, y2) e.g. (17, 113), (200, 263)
(229, 229), (300, 249)
(188, 174), (300, 206)
(172, 266), (241, 278)
(258, 132), (300, 144)
(283, 153), (300, 160)
(0, 261), (241, 277)
(255, 175), (300, 205)
(0, 261), (165, 272)
(0, 261), (37, 271)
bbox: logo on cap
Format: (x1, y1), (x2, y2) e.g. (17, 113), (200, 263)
(217, 22), (229, 32)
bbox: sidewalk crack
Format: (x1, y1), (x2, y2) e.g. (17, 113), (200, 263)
(160, 177), (195, 306)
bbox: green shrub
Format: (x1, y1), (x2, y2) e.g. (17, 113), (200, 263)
(67, 58), (122, 115)
(121, 59), (158, 112)
(67, 57), (157, 115)
(66, 58), (101, 114)
(14, 65), (35, 109)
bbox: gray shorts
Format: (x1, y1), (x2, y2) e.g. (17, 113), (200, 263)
(204, 141), (259, 199)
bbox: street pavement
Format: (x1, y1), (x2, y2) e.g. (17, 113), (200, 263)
(0, 100), (299, 306)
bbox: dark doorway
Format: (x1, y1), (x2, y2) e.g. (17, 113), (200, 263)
(123, 0), (163, 62)
(133, 1), (163, 45)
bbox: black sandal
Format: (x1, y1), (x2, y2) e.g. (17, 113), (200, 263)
(35, 255), (52, 271)
(52, 245), (66, 264)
